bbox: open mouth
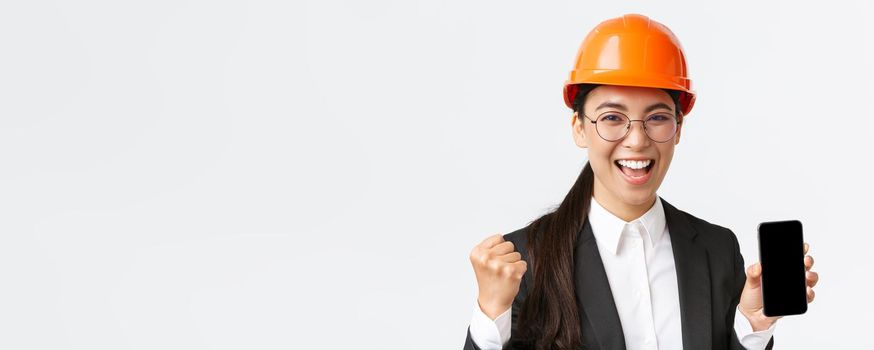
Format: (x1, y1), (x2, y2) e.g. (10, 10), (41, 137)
(614, 159), (655, 185)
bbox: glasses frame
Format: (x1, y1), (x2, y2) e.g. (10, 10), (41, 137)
(581, 110), (682, 143)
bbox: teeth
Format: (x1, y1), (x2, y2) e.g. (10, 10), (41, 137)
(617, 159), (652, 169)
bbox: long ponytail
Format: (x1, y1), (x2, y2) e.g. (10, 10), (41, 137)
(511, 84), (598, 350)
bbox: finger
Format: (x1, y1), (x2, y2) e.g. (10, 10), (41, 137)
(805, 255), (814, 271)
(745, 263), (762, 287)
(746, 262), (762, 278)
(807, 271), (819, 288)
(480, 233), (505, 249)
(512, 259), (527, 269)
(804, 242), (809, 255)
(497, 251), (522, 263)
(496, 260), (527, 279)
(807, 286), (815, 303)
(490, 241), (515, 255)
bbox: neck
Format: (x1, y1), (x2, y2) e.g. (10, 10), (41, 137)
(591, 183), (657, 222)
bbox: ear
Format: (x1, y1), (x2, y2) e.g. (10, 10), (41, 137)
(572, 112), (589, 149)
(674, 115), (683, 145)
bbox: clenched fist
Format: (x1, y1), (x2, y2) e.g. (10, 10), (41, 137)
(470, 233), (528, 320)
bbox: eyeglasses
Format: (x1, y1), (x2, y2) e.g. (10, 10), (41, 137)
(582, 111), (681, 143)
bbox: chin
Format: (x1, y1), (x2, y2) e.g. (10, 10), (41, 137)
(617, 189), (656, 206)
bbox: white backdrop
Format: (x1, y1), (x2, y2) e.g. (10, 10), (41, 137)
(1, 0), (871, 349)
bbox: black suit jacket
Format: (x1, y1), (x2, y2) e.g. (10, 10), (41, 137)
(463, 198), (775, 350)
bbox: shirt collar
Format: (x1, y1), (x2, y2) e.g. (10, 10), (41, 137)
(588, 195), (667, 255)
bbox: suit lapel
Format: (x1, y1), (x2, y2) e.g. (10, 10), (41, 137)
(573, 199), (714, 350)
(574, 219), (627, 350)
(661, 198), (712, 350)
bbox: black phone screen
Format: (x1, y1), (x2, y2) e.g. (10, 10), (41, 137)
(757, 220), (807, 317)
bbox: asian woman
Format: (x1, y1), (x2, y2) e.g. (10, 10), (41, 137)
(462, 14), (819, 350)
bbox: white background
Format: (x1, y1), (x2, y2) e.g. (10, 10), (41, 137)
(1, 0), (871, 349)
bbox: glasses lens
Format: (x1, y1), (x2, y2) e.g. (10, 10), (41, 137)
(644, 113), (678, 142)
(595, 112), (629, 141)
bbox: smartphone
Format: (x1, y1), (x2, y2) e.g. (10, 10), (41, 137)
(757, 220), (807, 317)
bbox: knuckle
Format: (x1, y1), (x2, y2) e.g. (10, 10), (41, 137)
(469, 247), (483, 260)
(511, 267), (524, 280)
(469, 247), (480, 260)
(500, 264), (514, 277)
(473, 253), (489, 267)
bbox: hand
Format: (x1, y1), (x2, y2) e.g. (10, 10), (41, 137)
(470, 233), (527, 320)
(739, 242), (819, 331)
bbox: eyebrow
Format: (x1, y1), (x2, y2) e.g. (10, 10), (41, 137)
(644, 102), (674, 114)
(595, 102), (674, 114)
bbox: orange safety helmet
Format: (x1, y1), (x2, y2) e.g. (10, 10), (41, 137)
(563, 14), (696, 116)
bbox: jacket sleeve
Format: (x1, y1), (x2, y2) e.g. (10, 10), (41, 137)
(728, 230), (774, 350)
(463, 325), (483, 350)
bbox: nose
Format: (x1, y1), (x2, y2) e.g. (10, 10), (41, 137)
(621, 120), (651, 149)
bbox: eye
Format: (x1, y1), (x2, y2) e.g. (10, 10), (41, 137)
(647, 114), (675, 122)
(600, 113), (624, 122)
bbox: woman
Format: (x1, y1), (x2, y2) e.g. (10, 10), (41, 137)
(462, 14), (819, 350)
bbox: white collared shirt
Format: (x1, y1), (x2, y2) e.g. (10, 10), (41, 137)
(469, 195), (776, 349)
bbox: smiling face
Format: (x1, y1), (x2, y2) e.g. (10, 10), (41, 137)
(572, 85), (683, 219)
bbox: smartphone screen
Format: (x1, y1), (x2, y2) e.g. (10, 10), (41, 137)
(757, 220), (807, 317)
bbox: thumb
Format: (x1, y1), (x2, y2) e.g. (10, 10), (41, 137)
(745, 262), (762, 289)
